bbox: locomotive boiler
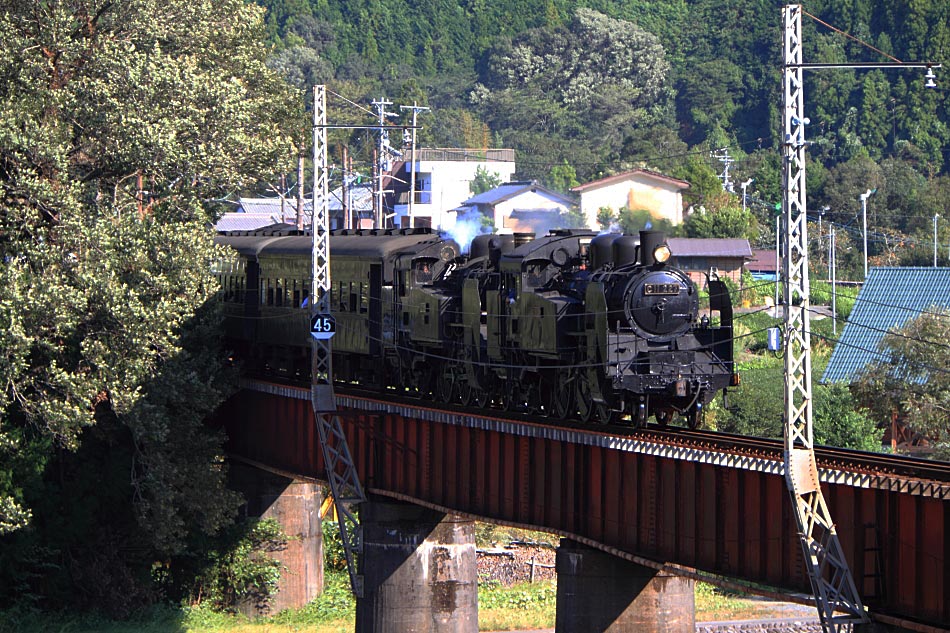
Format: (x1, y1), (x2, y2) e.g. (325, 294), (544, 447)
(215, 226), (735, 428)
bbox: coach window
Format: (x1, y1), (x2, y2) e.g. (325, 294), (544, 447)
(338, 281), (348, 311)
(265, 278), (275, 306)
(275, 279), (283, 306)
(359, 282), (368, 313)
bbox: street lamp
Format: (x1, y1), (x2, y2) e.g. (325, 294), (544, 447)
(859, 189), (875, 279)
(740, 178), (754, 213)
(935, 214), (940, 267)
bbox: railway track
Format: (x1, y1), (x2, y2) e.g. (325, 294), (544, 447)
(246, 376), (950, 486)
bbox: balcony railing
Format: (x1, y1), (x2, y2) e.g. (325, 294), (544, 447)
(414, 148), (515, 163)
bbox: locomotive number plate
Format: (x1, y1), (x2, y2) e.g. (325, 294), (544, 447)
(644, 283), (680, 295)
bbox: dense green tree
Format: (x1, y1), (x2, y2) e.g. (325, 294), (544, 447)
(0, 0), (296, 607)
(548, 160), (580, 193)
(858, 71), (892, 159)
(813, 383), (883, 451)
(852, 308), (950, 458)
(470, 165), (504, 194)
(683, 204), (758, 241)
(474, 9), (671, 180)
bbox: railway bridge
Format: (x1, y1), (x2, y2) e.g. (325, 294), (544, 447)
(218, 378), (950, 633)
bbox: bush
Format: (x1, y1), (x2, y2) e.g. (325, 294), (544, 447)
(174, 518), (286, 613)
(322, 520), (348, 571)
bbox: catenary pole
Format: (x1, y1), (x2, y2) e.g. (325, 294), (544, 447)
(781, 7), (867, 631)
(311, 85), (366, 598)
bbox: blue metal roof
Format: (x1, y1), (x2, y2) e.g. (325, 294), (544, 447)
(821, 267), (950, 383)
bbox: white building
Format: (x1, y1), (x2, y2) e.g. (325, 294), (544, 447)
(389, 148), (516, 230)
(571, 169), (691, 229)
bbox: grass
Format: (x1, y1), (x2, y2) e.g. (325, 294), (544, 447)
(477, 580), (556, 631)
(0, 575), (809, 633)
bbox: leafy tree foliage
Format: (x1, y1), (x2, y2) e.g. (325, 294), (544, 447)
(0, 0), (296, 609)
(852, 309), (950, 458)
(719, 357), (882, 451)
(683, 204), (758, 240)
(473, 9), (672, 180)
(470, 165), (504, 195)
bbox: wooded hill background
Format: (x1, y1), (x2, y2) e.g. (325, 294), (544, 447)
(259, 0), (950, 273)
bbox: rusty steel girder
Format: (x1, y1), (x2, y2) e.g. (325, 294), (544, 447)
(218, 383), (949, 630)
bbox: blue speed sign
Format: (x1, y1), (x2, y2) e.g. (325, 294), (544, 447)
(310, 314), (336, 339)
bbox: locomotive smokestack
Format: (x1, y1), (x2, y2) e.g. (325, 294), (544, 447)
(639, 230), (665, 267)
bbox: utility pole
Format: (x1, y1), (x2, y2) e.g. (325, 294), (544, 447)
(860, 189), (874, 279)
(830, 227), (837, 336)
(711, 148), (735, 192)
(400, 102), (430, 228)
(935, 214), (940, 267)
(740, 178), (754, 213)
(774, 213), (780, 315)
(311, 85), (366, 598)
(372, 97), (400, 228)
(296, 154), (305, 231)
(340, 145), (358, 229)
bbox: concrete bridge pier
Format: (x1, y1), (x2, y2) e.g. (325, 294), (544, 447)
(356, 496), (478, 633)
(229, 462), (324, 617)
(555, 539), (695, 633)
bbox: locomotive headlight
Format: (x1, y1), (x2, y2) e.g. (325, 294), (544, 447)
(653, 243), (671, 264)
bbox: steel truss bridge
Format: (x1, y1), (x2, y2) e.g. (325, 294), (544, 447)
(218, 378), (950, 632)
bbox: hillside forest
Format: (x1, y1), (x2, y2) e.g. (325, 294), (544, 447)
(262, 0), (950, 279)
(0, 0), (948, 621)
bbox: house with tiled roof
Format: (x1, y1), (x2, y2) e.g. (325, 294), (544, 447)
(453, 180), (576, 233)
(822, 267), (950, 384)
(666, 238), (753, 285)
(571, 169), (690, 230)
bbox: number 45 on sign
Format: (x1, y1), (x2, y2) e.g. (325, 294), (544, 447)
(310, 314), (336, 340)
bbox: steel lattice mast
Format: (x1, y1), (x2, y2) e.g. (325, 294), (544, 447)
(311, 84), (366, 598)
(781, 7), (866, 631)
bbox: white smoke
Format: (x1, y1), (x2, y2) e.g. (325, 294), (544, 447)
(444, 208), (491, 254)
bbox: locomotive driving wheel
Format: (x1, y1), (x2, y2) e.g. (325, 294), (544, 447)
(547, 371), (574, 419)
(435, 366), (455, 403)
(457, 372), (474, 406)
(593, 399), (615, 425)
(575, 375), (594, 422)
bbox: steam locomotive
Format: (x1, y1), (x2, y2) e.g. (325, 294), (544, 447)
(215, 227), (735, 428)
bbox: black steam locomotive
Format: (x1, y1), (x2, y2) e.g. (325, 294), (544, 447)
(215, 227), (735, 428)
